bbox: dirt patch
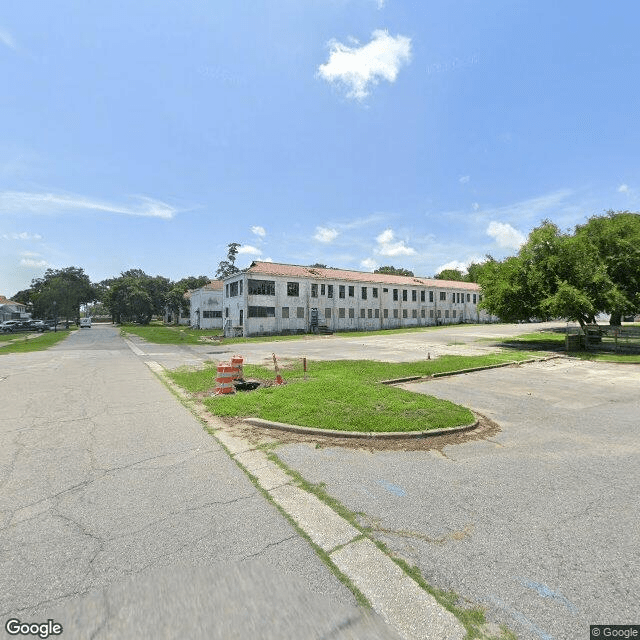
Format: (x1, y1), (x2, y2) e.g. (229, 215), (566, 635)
(207, 407), (500, 453)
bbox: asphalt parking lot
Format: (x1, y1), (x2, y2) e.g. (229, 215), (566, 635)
(271, 358), (639, 640)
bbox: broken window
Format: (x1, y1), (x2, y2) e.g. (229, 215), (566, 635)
(402, 290), (408, 302)
(339, 308), (345, 318)
(339, 285), (345, 298)
(287, 282), (300, 297)
(248, 280), (275, 295)
(348, 286), (354, 297)
(361, 287), (367, 300)
(393, 289), (398, 301)
(248, 306), (275, 318)
(327, 285), (334, 298)
(412, 290), (417, 302)
(372, 288), (378, 298)
(311, 284), (318, 297)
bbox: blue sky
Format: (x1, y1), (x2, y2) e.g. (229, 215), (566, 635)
(2, 1), (639, 296)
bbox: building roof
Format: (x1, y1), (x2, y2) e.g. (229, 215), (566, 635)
(241, 262), (480, 291)
(0, 296), (24, 307)
(202, 280), (224, 291)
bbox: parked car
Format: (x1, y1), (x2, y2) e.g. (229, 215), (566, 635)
(26, 320), (48, 332)
(79, 317), (92, 328)
(0, 320), (22, 333)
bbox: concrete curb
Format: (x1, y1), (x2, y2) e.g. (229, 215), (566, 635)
(243, 417), (479, 439)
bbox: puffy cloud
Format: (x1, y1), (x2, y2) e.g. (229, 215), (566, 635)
(360, 258), (377, 271)
(618, 184), (629, 193)
(317, 30), (411, 100)
(472, 202), (480, 211)
(486, 221), (526, 250)
(20, 258), (48, 268)
(0, 28), (16, 51)
(237, 245), (262, 255)
(314, 226), (339, 243)
(375, 228), (416, 257)
(251, 225), (266, 237)
(459, 175), (470, 184)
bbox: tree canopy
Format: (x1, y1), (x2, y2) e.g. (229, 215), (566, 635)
(478, 212), (640, 328)
(434, 268), (465, 281)
(215, 243), (241, 279)
(374, 265), (414, 277)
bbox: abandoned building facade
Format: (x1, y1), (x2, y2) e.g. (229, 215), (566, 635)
(221, 262), (498, 337)
(189, 280), (224, 329)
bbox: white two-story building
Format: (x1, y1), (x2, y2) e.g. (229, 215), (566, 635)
(221, 262), (498, 337)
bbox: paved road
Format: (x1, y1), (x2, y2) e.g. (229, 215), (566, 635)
(129, 321), (571, 371)
(0, 326), (396, 639)
(275, 358), (640, 640)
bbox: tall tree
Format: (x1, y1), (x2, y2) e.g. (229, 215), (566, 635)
(215, 243), (241, 279)
(166, 275), (210, 323)
(29, 267), (96, 323)
(374, 265), (414, 277)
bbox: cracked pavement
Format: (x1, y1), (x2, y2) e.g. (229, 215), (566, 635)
(0, 326), (397, 639)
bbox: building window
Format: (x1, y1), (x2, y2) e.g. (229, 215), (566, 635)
(429, 291), (434, 303)
(326, 308), (331, 318)
(361, 287), (367, 300)
(402, 290), (408, 302)
(403, 309), (408, 318)
(282, 307), (289, 318)
(368, 309), (372, 318)
(437, 310), (442, 318)
(412, 309), (417, 318)
(311, 284), (318, 297)
(202, 310), (222, 318)
(248, 279), (275, 295)
(360, 309), (365, 318)
(393, 289), (398, 301)
(383, 288), (388, 293)
(393, 309), (399, 318)
(440, 291), (446, 301)
(339, 308), (345, 318)
(248, 306), (275, 318)
(321, 284), (326, 296)
(225, 307), (229, 318)
(421, 290), (425, 302)
(383, 309), (388, 318)
(297, 307), (304, 318)
(473, 294), (477, 304)
(467, 293), (471, 302)
(339, 285), (345, 298)
(430, 310), (434, 318)
(229, 281), (239, 297)
(412, 290), (417, 302)
(372, 288), (378, 298)
(349, 286), (354, 297)
(453, 310), (457, 318)
(421, 309), (425, 318)
(240, 280), (243, 295)
(349, 308), (355, 319)
(374, 309), (379, 318)
(328, 285), (334, 298)
(225, 284), (229, 297)
(445, 310), (450, 318)
(287, 282), (300, 297)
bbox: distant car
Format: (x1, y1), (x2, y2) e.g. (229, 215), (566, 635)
(0, 320), (22, 333)
(27, 320), (47, 332)
(79, 317), (92, 328)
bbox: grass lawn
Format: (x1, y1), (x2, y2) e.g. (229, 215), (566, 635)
(0, 330), (72, 354)
(168, 352), (534, 433)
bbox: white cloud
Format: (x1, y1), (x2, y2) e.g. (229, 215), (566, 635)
(0, 29), (16, 51)
(20, 258), (48, 268)
(376, 0), (386, 8)
(0, 191), (178, 219)
(360, 257), (377, 271)
(262, 257), (273, 263)
(314, 226), (339, 243)
(618, 184), (629, 193)
(472, 202), (480, 211)
(2, 231), (43, 240)
(486, 221), (526, 250)
(375, 228), (416, 256)
(20, 251), (41, 257)
(459, 175), (470, 184)
(317, 29), (412, 100)
(237, 244), (262, 255)
(435, 260), (468, 274)
(251, 225), (266, 237)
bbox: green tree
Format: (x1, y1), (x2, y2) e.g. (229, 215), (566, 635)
(29, 267), (96, 323)
(215, 243), (241, 279)
(166, 275), (210, 323)
(465, 259), (493, 283)
(575, 211), (640, 325)
(434, 268), (464, 281)
(374, 265), (414, 277)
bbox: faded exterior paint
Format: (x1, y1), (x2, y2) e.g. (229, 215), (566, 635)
(222, 262), (498, 337)
(189, 281), (224, 329)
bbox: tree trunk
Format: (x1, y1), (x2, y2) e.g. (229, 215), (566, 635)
(609, 310), (622, 326)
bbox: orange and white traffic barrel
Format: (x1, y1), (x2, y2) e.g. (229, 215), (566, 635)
(215, 362), (236, 395)
(230, 355), (244, 380)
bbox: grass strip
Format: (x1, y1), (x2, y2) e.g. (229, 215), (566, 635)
(168, 353), (533, 433)
(0, 330), (72, 354)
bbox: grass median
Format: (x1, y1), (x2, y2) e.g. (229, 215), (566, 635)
(0, 330), (72, 354)
(168, 353), (533, 433)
